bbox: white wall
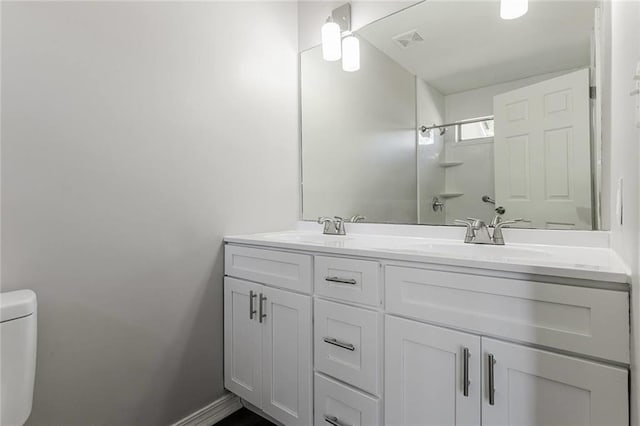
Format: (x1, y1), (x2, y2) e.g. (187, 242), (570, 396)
(601, 1), (640, 425)
(298, 1), (419, 52)
(301, 38), (417, 224)
(1, 2), (299, 425)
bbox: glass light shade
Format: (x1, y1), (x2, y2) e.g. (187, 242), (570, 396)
(500, 0), (528, 20)
(321, 21), (341, 61)
(341, 35), (360, 72)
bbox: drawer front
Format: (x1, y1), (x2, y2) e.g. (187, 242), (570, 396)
(386, 266), (629, 364)
(225, 245), (312, 294)
(314, 256), (380, 306)
(314, 299), (382, 395)
(314, 373), (381, 426)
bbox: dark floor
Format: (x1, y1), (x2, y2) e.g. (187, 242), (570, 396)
(214, 408), (276, 426)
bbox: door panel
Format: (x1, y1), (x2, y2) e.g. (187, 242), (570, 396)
(261, 286), (312, 426)
(385, 316), (481, 426)
(482, 338), (628, 426)
(494, 68), (592, 229)
(224, 278), (263, 407)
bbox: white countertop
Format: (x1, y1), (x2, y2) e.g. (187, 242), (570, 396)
(224, 229), (630, 285)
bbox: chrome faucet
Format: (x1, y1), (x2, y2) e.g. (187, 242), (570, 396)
(317, 216), (347, 235)
(455, 215), (523, 245)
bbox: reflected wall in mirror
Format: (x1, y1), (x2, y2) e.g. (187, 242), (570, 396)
(301, 0), (602, 230)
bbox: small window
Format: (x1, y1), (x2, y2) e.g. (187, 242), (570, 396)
(455, 117), (494, 142)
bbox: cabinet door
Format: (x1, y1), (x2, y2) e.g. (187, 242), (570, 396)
(482, 338), (628, 426)
(385, 316), (481, 426)
(261, 286), (312, 426)
(224, 277), (263, 408)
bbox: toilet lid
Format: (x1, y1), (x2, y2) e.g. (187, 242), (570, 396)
(1, 290), (36, 322)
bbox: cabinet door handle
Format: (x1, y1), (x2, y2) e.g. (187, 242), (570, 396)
(324, 415), (351, 426)
(325, 276), (357, 285)
(488, 353), (496, 405)
(249, 291), (257, 320)
(463, 347), (470, 397)
(259, 293), (267, 323)
(323, 337), (355, 351)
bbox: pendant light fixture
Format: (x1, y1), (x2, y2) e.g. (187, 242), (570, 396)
(500, 0), (528, 20)
(320, 3), (360, 72)
(321, 18), (341, 61)
(342, 34), (360, 72)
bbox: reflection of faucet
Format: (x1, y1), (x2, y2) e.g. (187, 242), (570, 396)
(455, 215), (523, 245)
(317, 216), (347, 235)
(349, 215), (366, 223)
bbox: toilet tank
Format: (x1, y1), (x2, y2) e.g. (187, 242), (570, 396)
(1, 290), (37, 426)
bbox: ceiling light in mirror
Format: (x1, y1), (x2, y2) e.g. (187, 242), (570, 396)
(342, 35), (360, 72)
(500, 0), (528, 19)
(321, 19), (341, 61)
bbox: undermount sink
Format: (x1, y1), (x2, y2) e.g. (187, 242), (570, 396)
(379, 242), (551, 260)
(260, 232), (355, 246)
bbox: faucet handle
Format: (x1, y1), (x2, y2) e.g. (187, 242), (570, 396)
(494, 218), (524, 229)
(492, 218), (524, 245)
(455, 219), (475, 243)
(466, 217), (486, 228)
(317, 216), (333, 225)
(333, 216), (346, 235)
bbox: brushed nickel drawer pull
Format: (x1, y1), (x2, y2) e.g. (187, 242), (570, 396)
(249, 290), (257, 320)
(259, 293), (267, 323)
(323, 337), (355, 351)
(488, 353), (496, 405)
(325, 276), (357, 285)
(463, 347), (470, 397)
(324, 415), (351, 426)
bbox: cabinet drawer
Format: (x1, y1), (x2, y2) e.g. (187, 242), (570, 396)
(314, 256), (380, 306)
(314, 373), (381, 426)
(386, 266), (629, 363)
(314, 299), (382, 395)
(225, 245), (312, 294)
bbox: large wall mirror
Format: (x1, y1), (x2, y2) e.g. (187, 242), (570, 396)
(301, 0), (602, 229)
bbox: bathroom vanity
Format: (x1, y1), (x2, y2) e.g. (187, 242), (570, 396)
(223, 227), (630, 426)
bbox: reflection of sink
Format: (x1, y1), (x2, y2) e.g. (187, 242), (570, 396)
(379, 243), (550, 261)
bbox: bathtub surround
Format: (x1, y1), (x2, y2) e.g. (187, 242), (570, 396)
(1, 2), (298, 424)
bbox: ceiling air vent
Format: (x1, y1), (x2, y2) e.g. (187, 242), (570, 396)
(392, 30), (424, 49)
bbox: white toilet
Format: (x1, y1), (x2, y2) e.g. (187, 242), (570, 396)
(1, 290), (37, 426)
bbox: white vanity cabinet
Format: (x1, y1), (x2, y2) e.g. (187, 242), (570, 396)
(224, 246), (313, 426)
(224, 238), (630, 426)
(481, 338), (628, 426)
(385, 316), (481, 426)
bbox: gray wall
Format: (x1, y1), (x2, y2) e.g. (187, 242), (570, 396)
(1, 2), (299, 425)
(601, 1), (640, 424)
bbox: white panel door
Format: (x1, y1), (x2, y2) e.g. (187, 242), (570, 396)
(385, 316), (481, 426)
(494, 68), (592, 229)
(261, 286), (312, 426)
(482, 338), (628, 426)
(224, 277), (263, 408)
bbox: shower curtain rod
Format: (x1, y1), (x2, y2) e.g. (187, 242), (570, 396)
(419, 115), (494, 133)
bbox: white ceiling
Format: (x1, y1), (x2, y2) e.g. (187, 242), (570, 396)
(358, 0), (596, 94)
